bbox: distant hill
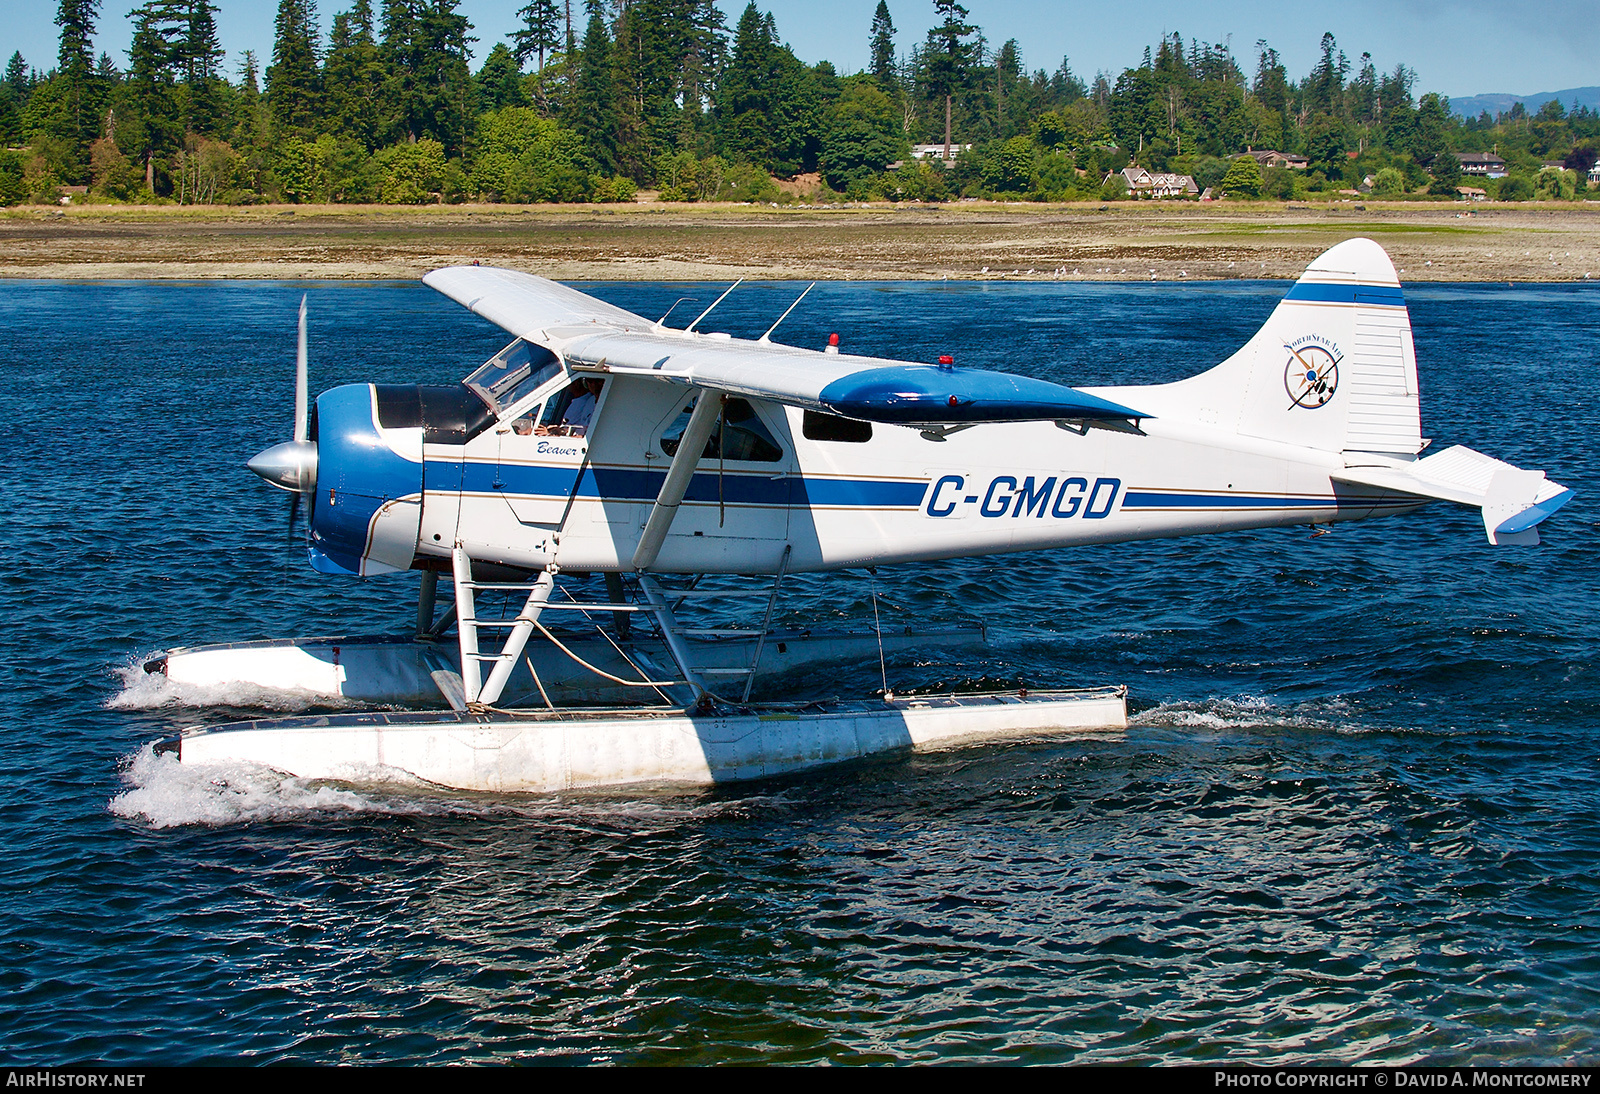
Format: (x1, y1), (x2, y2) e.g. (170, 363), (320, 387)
(1449, 87), (1600, 118)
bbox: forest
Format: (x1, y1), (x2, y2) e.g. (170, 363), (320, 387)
(2, 0), (1597, 206)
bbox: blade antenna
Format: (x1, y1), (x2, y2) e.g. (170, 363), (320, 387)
(758, 282), (815, 344)
(294, 294), (309, 443)
(685, 278), (743, 333)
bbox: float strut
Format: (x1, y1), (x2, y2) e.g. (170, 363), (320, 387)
(636, 573), (709, 701)
(451, 546), (483, 703)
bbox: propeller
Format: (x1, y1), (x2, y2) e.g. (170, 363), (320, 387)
(247, 295), (319, 522)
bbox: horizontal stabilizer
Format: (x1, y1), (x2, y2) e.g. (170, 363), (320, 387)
(1334, 445), (1573, 545)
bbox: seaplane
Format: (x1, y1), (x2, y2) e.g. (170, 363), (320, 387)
(146, 238), (1573, 792)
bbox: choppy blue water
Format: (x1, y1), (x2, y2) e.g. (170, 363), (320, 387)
(2, 275), (1597, 1065)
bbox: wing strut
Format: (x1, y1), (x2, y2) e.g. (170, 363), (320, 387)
(632, 389), (722, 571)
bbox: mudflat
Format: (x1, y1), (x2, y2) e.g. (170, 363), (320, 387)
(3, 201), (1598, 282)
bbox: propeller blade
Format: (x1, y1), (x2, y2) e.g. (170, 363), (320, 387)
(288, 490), (302, 540)
(294, 294), (309, 444)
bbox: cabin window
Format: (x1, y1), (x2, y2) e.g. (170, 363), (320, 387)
(465, 339), (562, 414)
(802, 410), (873, 443)
(661, 396), (783, 462)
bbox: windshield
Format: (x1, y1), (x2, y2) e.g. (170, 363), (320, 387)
(464, 339), (563, 415)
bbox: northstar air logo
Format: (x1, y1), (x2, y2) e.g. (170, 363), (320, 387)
(1283, 336), (1341, 409)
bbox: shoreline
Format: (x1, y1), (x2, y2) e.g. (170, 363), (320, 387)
(3, 201), (1598, 283)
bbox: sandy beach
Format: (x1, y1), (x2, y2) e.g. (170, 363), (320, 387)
(3, 201), (1598, 282)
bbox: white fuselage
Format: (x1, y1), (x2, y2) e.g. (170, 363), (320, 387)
(378, 372), (1421, 576)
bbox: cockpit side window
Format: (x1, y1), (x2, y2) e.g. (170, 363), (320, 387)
(510, 377), (604, 439)
(465, 339), (562, 415)
(661, 395), (783, 462)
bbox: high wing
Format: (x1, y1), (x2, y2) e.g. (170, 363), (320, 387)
(422, 266), (1146, 426)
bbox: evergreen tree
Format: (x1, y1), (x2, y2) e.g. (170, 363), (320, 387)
(124, 0), (184, 191)
(420, 0), (476, 154)
(1351, 51), (1377, 127)
(4, 53), (31, 101)
(1049, 58), (1085, 104)
(183, 0), (226, 135)
(1304, 32), (1348, 119)
(56, 0), (98, 77)
(232, 48), (265, 144)
(0, 53), (27, 145)
(380, 0), (420, 141)
(381, 0), (475, 155)
(53, 0), (105, 176)
(717, 3), (775, 166)
(868, 1), (895, 88)
(1252, 42), (1288, 114)
(325, 0), (384, 145)
(679, 0), (728, 147)
(609, 0), (723, 165)
(608, 1), (645, 175)
(568, 0), (616, 173)
(1412, 91), (1451, 162)
(921, 0), (975, 153)
(993, 38), (1022, 138)
(267, 0), (321, 136)
(476, 43), (527, 113)
(512, 0), (562, 71)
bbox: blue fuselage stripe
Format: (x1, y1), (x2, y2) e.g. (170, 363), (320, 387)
(1124, 491), (1336, 509)
(439, 461), (928, 509)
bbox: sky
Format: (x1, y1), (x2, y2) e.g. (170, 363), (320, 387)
(4, 0), (1595, 102)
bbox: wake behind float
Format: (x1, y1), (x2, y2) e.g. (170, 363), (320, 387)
(147, 239), (1570, 791)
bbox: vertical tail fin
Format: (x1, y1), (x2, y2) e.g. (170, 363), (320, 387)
(1106, 238), (1425, 456)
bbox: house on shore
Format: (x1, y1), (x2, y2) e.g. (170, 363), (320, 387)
(910, 144), (972, 163)
(1457, 152), (1507, 178)
(1109, 166), (1199, 199)
(1241, 150), (1309, 170)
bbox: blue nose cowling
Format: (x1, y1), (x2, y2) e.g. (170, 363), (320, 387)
(307, 383), (424, 576)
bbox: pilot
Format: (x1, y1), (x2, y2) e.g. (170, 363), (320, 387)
(536, 378), (604, 437)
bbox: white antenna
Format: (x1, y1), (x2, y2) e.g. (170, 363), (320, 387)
(758, 282), (816, 344)
(685, 279), (743, 333)
(654, 297), (698, 329)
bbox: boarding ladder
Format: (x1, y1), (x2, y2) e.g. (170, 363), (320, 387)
(439, 543), (792, 712)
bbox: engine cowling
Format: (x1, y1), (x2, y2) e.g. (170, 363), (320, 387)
(306, 383), (425, 576)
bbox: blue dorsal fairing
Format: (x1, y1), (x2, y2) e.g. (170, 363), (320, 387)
(817, 366), (1148, 424)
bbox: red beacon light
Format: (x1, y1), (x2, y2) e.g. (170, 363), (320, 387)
(937, 354), (955, 371)
(824, 332), (840, 355)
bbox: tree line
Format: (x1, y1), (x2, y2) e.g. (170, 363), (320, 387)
(1, 0), (1596, 206)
